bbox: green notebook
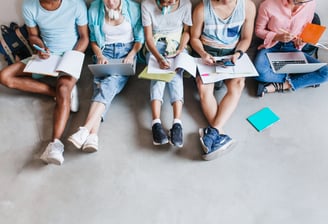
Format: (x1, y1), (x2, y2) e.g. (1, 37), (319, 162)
(247, 107), (280, 132)
(138, 66), (175, 82)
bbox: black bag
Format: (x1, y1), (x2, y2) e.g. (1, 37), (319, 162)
(0, 22), (33, 65)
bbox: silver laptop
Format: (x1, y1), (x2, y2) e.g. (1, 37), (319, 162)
(88, 59), (136, 77)
(266, 52), (326, 74)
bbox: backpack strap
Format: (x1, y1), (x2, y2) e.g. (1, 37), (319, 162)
(0, 37), (15, 64)
(15, 28), (33, 56)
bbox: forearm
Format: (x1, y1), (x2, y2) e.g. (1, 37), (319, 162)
(73, 36), (89, 53)
(177, 28), (190, 52)
(190, 38), (208, 58)
(91, 42), (102, 58)
(127, 42), (143, 58)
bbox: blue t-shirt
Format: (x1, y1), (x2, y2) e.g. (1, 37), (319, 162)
(22, 0), (88, 55)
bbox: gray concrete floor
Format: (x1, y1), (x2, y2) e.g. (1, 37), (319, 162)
(1, 50), (328, 224)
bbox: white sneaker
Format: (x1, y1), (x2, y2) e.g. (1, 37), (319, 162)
(70, 85), (79, 112)
(68, 127), (89, 149)
(82, 134), (99, 153)
(40, 139), (64, 165)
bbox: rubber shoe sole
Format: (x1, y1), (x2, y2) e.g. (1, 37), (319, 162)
(202, 139), (236, 161)
(199, 128), (210, 153)
(68, 136), (84, 149)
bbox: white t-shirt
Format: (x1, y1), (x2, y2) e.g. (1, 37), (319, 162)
(141, 0), (192, 35)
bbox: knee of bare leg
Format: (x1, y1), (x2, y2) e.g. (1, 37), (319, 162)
(0, 70), (14, 88)
(232, 78), (245, 91)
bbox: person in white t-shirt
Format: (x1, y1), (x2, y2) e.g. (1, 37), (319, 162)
(141, 0), (192, 148)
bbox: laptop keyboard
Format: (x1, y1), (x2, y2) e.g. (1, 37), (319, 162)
(272, 60), (306, 71)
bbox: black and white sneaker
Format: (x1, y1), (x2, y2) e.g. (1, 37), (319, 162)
(169, 123), (183, 148)
(152, 123), (169, 145)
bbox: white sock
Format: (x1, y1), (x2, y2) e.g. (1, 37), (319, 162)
(152, 119), (161, 126)
(173, 119), (182, 126)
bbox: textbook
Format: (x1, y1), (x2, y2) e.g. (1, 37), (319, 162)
(247, 107), (280, 132)
(197, 53), (258, 84)
(23, 50), (85, 77)
(147, 52), (197, 78)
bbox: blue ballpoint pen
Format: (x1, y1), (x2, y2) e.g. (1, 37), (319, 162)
(32, 44), (47, 53)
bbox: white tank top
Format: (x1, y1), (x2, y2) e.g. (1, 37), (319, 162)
(102, 20), (134, 44)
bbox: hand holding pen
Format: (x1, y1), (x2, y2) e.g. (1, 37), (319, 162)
(278, 28), (303, 48)
(158, 55), (171, 69)
(33, 42), (50, 59)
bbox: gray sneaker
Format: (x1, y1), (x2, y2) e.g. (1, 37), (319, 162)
(40, 139), (64, 165)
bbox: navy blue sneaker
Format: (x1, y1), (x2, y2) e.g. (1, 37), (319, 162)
(169, 123), (183, 148)
(202, 134), (234, 161)
(152, 123), (168, 145)
(199, 126), (219, 153)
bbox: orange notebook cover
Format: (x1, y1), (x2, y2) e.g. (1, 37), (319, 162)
(300, 23), (326, 45)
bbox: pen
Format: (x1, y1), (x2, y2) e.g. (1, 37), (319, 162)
(279, 28), (297, 38)
(33, 44), (47, 54)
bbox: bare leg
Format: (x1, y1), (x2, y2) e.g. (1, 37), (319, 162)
(0, 62), (55, 96)
(83, 102), (106, 134)
(52, 75), (76, 140)
(151, 99), (162, 120)
(196, 76), (217, 125)
(197, 76), (244, 133)
(172, 100), (183, 120)
(212, 78), (245, 132)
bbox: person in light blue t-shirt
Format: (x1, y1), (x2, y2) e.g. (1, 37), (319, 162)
(0, 0), (89, 166)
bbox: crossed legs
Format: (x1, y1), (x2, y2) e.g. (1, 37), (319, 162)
(196, 76), (245, 133)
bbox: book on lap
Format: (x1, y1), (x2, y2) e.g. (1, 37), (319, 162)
(23, 50), (85, 77)
(147, 52), (197, 77)
(197, 53), (258, 84)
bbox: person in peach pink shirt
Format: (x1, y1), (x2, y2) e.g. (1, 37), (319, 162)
(254, 0), (328, 97)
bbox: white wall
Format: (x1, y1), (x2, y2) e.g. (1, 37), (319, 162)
(0, 0), (327, 67)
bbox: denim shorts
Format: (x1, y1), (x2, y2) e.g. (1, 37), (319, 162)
(92, 42), (133, 119)
(146, 41), (184, 104)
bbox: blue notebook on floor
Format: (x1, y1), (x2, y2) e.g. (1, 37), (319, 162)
(247, 107), (280, 132)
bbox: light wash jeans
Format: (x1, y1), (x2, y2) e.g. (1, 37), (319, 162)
(92, 42), (133, 119)
(254, 41), (328, 90)
(146, 40), (184, 104)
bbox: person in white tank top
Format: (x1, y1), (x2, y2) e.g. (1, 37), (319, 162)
(68, 0), (144, 152)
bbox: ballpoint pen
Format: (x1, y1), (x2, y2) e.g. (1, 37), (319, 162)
(279, 28), (297, 38)
(32, 44), (47, 53)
